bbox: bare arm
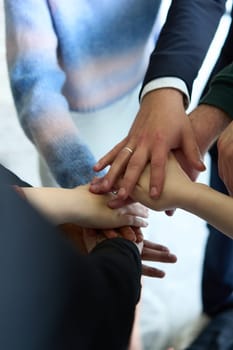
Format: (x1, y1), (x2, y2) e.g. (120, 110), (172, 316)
(130, 153), (233, 240)
(21, 184), (148, 229)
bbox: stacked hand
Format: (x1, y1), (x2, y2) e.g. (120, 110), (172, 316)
(90, 89), (205, 201)
(60, 223), (177, 278)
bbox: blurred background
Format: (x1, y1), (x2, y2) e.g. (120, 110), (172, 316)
(0, 0), (40, 186)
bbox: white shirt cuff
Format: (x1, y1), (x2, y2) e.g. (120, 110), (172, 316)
(140, 77), (190, 109)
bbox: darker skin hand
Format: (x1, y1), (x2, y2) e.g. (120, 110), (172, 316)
(60, 224), (177, 278)
(90, 89), (204, 202)
(92, 226), (177, 278)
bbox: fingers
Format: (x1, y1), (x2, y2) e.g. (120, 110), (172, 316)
(92, 144), (141, 196)
(115, 146), (148, 200)
(142, 248), (177, 263)
(149, 140), (168, 198)
(182, 122), (206, 172)
(141, 240), (177, 278)
(128, 216), (148, 228)
(116, 226), (137, 242)
(142, 264), (165, 278)
(91, 140), (129, 193)
(141, 241), (177, 263)
(118, 203), (149, 218)
(93, 139), (126, 172)
(102, 229), (118, 239)
(116, 203), (149, 228)
(143, 240), (169, 251)
(133, 227), (144, 243)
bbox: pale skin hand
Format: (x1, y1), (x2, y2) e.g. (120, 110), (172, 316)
(90, 88), (204, 200)
(128, 153), (193, 212)
(21, 184), (148, 230)
(164, 103), (232, 217)
(217, 121), (233, 196)
(121, 153), (233, 240)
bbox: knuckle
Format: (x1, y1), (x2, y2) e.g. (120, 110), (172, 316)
(154, 129), (165, 143)
(150, 156), (165, 168)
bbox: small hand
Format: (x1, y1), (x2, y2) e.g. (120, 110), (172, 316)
(60, 224), (177, 278)
(91, 89), (204, 200)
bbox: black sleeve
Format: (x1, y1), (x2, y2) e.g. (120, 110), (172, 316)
(141, 0), (226, 97)
(0, 182), (141, 350)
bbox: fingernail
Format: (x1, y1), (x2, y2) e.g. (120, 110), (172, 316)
(199, 160), (206, 170)
(117, 187), (126, 199)
(150, 186), (158, 197)
(141, 220), (148, 227)
(94, 161), (100, 169)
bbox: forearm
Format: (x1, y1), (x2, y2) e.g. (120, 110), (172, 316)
(183, 182), (233, 239)
(22, 187), (77, 224)
(21, 186), (102, 226)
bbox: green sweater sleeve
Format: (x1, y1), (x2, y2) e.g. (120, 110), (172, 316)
(200, 63), (233, 120)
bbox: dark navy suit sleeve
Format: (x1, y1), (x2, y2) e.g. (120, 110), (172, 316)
(141, 0), (226, 97)
(0, 164), (141, 350)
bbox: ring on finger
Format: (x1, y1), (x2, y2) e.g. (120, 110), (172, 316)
(111, 190), (118, 196)
(123, 146), (134, 154)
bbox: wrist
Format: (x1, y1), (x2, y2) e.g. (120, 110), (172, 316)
(140, 79), (189, 108)
(182, 182), (206, 214)
(141, 87), (184, 109)
(189, 104), (231, 155)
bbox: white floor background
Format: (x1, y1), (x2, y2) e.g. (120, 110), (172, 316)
(0, 1), (232, 349)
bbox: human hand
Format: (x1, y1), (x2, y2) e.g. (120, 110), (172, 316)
(141, 238), (177, 278)
(83, 226), (177, 278)
(164, 104), (232, 215)
(91, 89), (204, 200)
(101, 225), (144, 243)
(84, 227), (177, 278)
(83, 227), (143, 255)
(63, 184), (148, 229)
(217, 121), (233, 196)
(102, 225), (176, 275)
(60, 224), (177, 278)
(107, 153), (193, 212)
(22, 184), (148, 229)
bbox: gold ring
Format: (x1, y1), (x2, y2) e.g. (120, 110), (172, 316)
(124, 146), (134, 154)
